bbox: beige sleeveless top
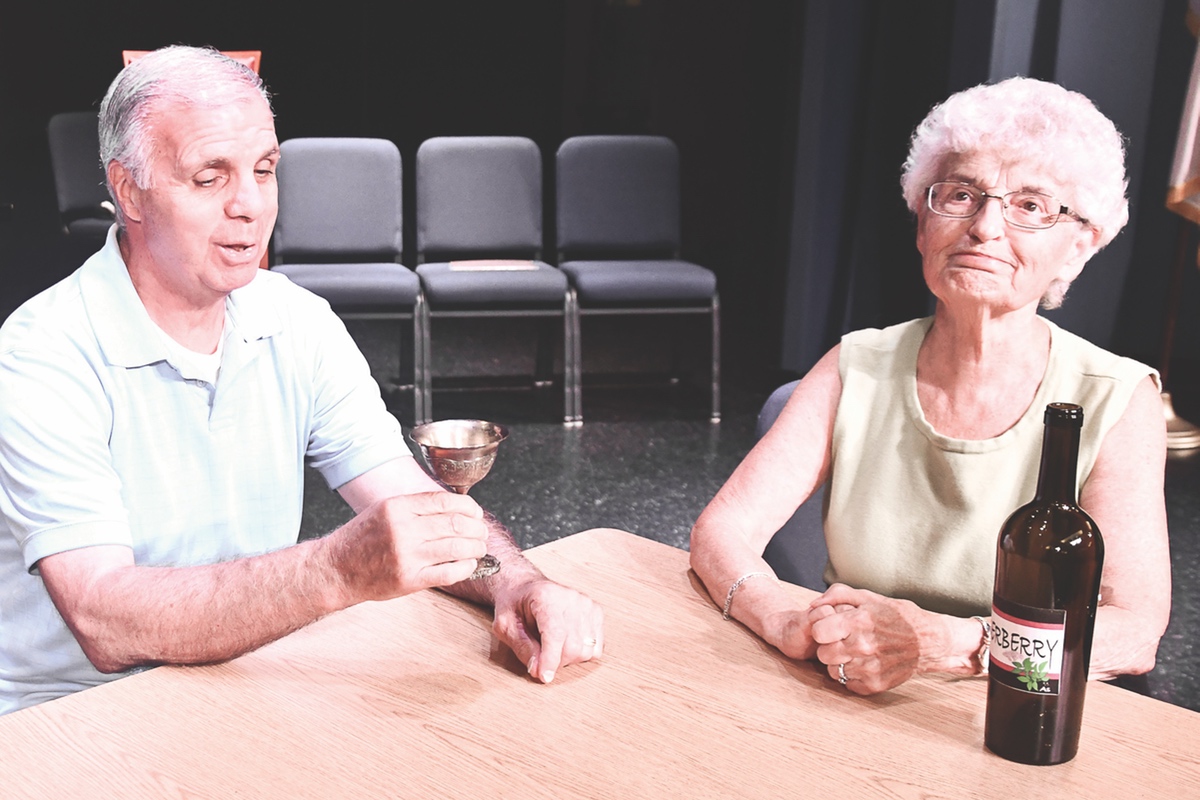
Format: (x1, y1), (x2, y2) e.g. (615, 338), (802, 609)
(823, 316), (1156, 617)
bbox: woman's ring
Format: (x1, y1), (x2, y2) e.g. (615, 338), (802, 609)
(583, 637), (597, 647)
(837, 663), (848, 685)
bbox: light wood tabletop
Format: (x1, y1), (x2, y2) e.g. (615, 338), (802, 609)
(0, 528), (1196, 799)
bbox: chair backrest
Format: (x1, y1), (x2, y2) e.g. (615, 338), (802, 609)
(47, 111), (111, 223)
(756, 380), (830, 591)
(555, 135), (682, 259)
(415, 136), (543, 261)
(274, 138), (403, 264)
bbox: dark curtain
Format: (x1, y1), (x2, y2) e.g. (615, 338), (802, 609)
(780, 0), (992, 375)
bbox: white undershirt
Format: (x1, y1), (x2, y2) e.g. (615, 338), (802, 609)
(156, 315), (227, 386)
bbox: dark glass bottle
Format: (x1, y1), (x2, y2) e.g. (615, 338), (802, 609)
(984, 403), (1104, 765)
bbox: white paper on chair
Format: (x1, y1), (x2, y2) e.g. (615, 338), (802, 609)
(449, 259), (539, 271)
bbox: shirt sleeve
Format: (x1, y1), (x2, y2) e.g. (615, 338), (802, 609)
(295, 295), (412, 490)
(0, 334), (132, 571)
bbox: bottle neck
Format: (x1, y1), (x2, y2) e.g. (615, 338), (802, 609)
(1034, 419), (1081, 503)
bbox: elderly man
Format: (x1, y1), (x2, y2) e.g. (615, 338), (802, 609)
(0, 45), (603, 716)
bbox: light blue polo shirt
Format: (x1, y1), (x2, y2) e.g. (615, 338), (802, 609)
(0, 227), (410, 714)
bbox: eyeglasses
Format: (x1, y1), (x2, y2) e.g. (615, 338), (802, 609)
(926, 181), (1087, 230)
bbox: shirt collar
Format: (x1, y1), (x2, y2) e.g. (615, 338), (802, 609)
(79, 225), (282, 368)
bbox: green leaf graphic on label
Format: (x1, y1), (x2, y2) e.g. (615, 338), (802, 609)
(1012, 657), (1051, 692)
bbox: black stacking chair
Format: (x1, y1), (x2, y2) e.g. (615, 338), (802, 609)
(555, 135), (719, 423)
(756, 380), (829, 591)
(47, 111), (114, 238)
(273, 137), (427, 425)
(415, 136), (577, 425)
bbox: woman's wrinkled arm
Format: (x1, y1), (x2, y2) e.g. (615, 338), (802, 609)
(689, 346), (843, 660)
(1079, 375), (1171, 679)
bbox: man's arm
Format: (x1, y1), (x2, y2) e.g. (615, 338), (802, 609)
(337, 457), (606, 683)
(38, 483), (489, 673)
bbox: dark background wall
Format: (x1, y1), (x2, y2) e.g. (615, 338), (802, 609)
(2, 0), (1198, 398)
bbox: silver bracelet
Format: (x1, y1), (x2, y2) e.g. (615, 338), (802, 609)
(970, 615), (990, 675)
(722, 572), (773, 620)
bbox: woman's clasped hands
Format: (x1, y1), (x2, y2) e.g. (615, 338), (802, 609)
(805, 584), (929, 695)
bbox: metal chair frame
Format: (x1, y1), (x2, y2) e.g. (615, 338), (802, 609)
(415, 136), (578, 425)
(415, 290), (579, 426)
(566, 295), (719, 423)
(555, 135), (721, 424)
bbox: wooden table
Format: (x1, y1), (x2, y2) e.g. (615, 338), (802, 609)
(1, 528), (1197, 798)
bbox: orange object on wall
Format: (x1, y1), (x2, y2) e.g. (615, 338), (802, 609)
(122, 49), (262, 74)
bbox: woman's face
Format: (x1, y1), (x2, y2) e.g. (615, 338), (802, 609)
(916, 151), (1102, 315)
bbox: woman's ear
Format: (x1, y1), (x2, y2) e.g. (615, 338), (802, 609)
(1056, 224), (1104, 285)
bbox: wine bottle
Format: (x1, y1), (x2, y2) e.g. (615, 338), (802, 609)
(984, 402), (1104, 765)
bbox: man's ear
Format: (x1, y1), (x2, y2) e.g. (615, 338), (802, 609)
(107, 161), (142, 224)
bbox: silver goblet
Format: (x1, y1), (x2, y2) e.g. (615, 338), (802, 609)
(410, 419), (509, 579)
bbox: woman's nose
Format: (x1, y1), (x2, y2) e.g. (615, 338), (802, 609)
(968, 194), (1007, 240)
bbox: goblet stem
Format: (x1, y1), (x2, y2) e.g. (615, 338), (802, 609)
(449, 484), (500, 578)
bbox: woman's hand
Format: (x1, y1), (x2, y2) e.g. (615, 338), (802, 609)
(761, 606), (820, 662)
(808, 584), (931, 694)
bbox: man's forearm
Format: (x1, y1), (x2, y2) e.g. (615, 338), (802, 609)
(46, 537), (348, 673)
(441, 512), (543, 607)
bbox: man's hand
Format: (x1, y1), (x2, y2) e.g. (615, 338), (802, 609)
(491, 578), (605, 683)
(329, 491), (490, 603)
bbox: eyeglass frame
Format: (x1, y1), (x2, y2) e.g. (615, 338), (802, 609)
(925, 181), (1089, 231)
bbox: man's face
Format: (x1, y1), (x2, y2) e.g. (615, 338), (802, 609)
(119, 93), (279, 306)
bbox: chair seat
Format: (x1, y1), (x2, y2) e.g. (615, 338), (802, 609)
(66, 217), (115, 238)
(273, 263), (421, 309)
(559, 260), (716, 305)
(417, 261), (568, 306)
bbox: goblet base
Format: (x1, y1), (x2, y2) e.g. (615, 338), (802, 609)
(470, 554), (501, 580)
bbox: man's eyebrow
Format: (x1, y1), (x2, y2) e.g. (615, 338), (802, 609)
(195, 157), (231, 172)
(260, 146), (280, 161)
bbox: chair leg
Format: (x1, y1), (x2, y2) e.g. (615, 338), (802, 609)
(401, 304), (420, 427)
(534, 318), (555, 389)
(567, 289), (582, 426)
(411, 295), (428, 426)
(420, 298), (434, 424)
(710, 293), (721, 423)
(562, 292), (579, 426)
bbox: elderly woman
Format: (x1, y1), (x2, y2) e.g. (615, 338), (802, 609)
(690, 77), (1170, 695)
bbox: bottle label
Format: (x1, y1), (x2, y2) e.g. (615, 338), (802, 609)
(989, 595), (1066, 695)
